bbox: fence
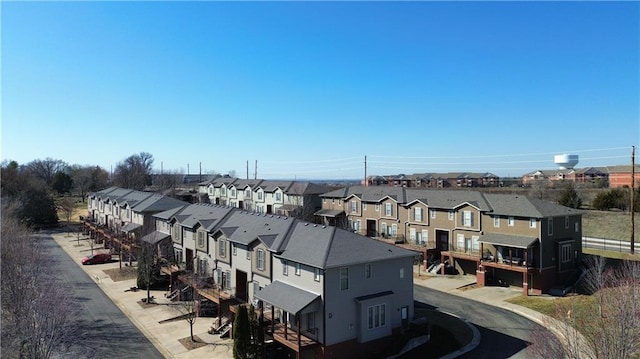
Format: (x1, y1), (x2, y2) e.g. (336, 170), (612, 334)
(582, 236), (640, 254)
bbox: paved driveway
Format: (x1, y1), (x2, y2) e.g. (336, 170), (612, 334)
(41, 233), (164, 359)
(414, 285), (554, 359)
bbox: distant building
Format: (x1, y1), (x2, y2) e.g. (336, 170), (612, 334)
(364, 172), (500, 188)
(606, 165), (640, 188)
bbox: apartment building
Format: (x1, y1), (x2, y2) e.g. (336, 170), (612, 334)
(152, 204), (415, 359)
(317, 186), (582, 295)
(365, 172), (500, 188)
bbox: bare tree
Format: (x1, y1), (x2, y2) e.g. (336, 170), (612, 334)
(58, 196), (77, 236)
(172, 276), (199, 342)
(69, 165), (109, 200)
(1, 203), (75, 358)
(112, 152), (154, 190)
(529, 256), (640, 359)
(25, 158), (68, 186)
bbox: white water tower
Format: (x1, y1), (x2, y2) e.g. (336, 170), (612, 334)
(554, 154), (579, 169)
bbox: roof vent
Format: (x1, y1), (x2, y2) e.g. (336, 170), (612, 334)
(314, 224), (317, 227)
(304, 223), (309, 226)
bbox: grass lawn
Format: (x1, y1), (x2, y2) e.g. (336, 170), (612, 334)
(582, 209), (638, 242)
(506, 294), (597, 319)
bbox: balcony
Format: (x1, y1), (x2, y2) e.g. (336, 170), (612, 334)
(270, 323), (319, 351)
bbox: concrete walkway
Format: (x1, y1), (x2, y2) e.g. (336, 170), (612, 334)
(54, 233), (564, 359)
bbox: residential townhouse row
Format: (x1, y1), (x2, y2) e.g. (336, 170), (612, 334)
(316, 186), (583, 295)
(196, 177), (334, 221)
(85, 186), (416, 359)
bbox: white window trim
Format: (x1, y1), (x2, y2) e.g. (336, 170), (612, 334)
(339, 267), (349, 290)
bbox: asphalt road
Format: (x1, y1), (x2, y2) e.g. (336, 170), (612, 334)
(414, 285), (555, 359)
(39, 232), (164, 359)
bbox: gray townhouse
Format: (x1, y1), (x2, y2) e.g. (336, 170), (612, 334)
(152, 203), (416, 359)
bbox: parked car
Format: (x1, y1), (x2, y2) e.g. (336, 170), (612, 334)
(82, 253), (112, 265)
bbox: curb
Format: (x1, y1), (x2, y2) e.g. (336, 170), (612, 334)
(436, 310), (481, 359)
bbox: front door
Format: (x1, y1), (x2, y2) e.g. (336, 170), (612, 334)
(185, 249), (193, 271)
(236, 270), (247, 302)
(436, 230), (449, 251)
(367, 220), (377, 237)
(401, 306), (409, 330)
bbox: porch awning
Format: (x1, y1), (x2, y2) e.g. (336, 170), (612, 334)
(481, 233), (538, 249)
(256, 281), (321, 315)
(120, 222), (142, 233)
(314, 209), (345, 218)
(140, 231), (170, 245)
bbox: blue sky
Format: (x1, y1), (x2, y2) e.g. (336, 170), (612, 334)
(2, 1), (638, 179)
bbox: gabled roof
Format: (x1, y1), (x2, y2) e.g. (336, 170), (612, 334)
(277, 222), (415, 269)
(213, 211), (296, 249)
(320, 186), (578, 218)
(258, 180), (294, 192)
(131, 194), (188, 213)
(483, 194), (581, 218)
(163, 204), (235, 230)
(321, 186), (406, 203)
(231, 179), (264, 190)
(211, 177), (239, 188)
(286, 182), (334, 196)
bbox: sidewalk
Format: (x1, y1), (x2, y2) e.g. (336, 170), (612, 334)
(53, 233), (233, 359)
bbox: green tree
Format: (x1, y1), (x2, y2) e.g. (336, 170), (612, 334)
(558, 184), (582, 209)
(17, 185), (58, 228)
(233, 305), (251, 359)
(52, 171), (73, 195)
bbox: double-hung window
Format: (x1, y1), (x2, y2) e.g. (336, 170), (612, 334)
(508, 217), (515, 227)
(385, 203), (392, 216)
(339, 267), (349, 290)
(257, 249), (265, 270)
(414, 207), (422, 222)
(351, 201), (358, 213)
(314, 268), (320, 281)
(197, 231), (205, 248)
(295, 262), (301, 276)
(219, 239), (226, 257)
(463, 211), (473, 227)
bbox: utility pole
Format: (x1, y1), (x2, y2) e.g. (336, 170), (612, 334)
(199, 162), (202, 182)
(255, 160), (258, 180)
(246, 160), (249, 180)
(364, 155), (367, 187)
(631, 145), (635, 254)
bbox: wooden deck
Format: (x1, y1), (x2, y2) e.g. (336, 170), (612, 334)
(481, 260), (534, 273)
(271, 323), (319, 351)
